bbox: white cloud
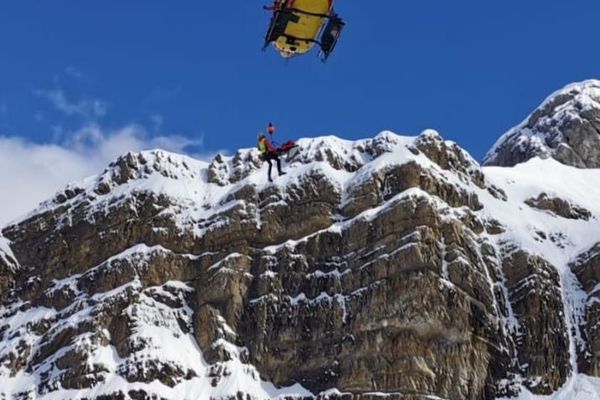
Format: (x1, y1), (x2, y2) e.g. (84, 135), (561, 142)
(34, 89), (108, 119)
(150, 114), (164, 133)
(0, 124), (204, 226)
(64, 66), (86, 80)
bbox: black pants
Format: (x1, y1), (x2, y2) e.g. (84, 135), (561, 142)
(264, 152), (282, 180)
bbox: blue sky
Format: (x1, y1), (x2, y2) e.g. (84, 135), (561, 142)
(0, 0), (599, 161)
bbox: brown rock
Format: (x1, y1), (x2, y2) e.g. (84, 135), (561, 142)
(525, 193), (592, 220)
(502, 251), (571, 393)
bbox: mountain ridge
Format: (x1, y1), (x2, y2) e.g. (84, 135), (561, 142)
(1, 87), (600, 399)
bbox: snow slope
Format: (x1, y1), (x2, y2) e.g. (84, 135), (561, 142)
(0, 234), (18, 270)
(480, 158), (600, 399)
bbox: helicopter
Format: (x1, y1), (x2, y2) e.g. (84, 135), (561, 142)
(263, 0), (345, 61)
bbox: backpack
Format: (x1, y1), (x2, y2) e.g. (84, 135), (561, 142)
(258, 138), (267, 153)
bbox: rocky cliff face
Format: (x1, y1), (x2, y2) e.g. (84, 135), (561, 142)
(1, 125), (599, 400)
(571, 244), (600, 376)
(484, 80), (600, 168)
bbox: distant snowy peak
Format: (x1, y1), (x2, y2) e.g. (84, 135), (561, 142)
(484, 79), (600, 168)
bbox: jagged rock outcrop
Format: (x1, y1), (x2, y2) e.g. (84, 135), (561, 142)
(484, 80), (600, 168)
(525, 193), (592, 221)
(1, 127), (599, 400)
(501, 250), (570, 394)
(571, 244), (600, 376)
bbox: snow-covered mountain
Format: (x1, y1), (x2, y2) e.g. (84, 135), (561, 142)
(1, 84), (600, 400)
(484, 80), (600, 168)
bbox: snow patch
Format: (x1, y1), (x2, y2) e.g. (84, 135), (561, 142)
(0, 235), (18, 270)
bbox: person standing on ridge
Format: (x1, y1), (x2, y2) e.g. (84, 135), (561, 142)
(258, 123), (286, 182)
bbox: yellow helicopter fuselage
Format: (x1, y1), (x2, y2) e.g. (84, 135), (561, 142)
(273, 0), (332, 58)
